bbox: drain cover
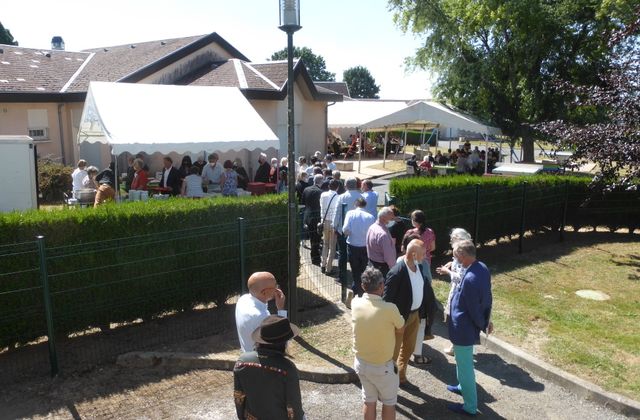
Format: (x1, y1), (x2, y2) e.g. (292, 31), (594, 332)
(575, 290), (610, 301)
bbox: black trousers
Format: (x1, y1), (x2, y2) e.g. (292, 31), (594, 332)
(369, 260), (390, 278)
(348, 245), (368, 297)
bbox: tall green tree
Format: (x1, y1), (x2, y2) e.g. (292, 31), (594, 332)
(389, 0), (636, 162)
(343, 66), (380, 99)
(270, 46), (335, 81)
(0, 21), (18, 45)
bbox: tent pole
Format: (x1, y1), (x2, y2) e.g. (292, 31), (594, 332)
(401, 124), (408, 160)
(383, 130), (388, 169)
(420, 126), (425, 149)
(358, 129), (362, 175)
(484, 133), (489, 175)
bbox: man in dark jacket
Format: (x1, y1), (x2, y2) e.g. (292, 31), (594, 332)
(446, 239), (492, 416)
(302, 174), (324, 265)
(254, 152), (271, 183)
(159, 156), (181, 196)
(233, 315), (304, 419)
(383, 239), (437, 389)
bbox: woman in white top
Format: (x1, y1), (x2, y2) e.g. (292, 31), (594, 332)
(181, 166), (204, 198)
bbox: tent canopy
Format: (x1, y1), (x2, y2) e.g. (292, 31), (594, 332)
(359, 100), (501, 137)
(77, 82), (279, 155)
(327, 100), (407, 129)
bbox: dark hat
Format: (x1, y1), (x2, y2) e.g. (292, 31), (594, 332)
(251, 315), (300, 345)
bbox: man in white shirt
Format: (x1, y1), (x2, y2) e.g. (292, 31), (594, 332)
(235, 271), (287, 353)
(71, 159), (88, 197)
(320, 180), (340, 275)
(361, 179), (379, 217)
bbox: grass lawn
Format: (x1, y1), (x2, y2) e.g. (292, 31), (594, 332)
(432, 231), (640, 400)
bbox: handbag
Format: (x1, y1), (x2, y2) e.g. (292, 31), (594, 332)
(317, 193), (337, 237)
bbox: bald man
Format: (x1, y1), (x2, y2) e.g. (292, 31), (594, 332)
(383, 239), (437, 389)
(235, 272), (287, 352)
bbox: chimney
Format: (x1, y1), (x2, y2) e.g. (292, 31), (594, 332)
(51, 36), (65, 51)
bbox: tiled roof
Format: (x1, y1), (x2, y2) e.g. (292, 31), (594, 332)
(0, 44), (90, 92)
(66, 35), (205, 92)
(250, 61), (291, 88)
(315, 81), (350, 97)
(184, 60), (279, 90)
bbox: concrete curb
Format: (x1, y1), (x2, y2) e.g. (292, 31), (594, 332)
(480, 334), (640, 418)
(116, 351), (358, 384)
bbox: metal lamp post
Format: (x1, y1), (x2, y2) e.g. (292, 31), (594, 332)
(279, 0), (301, 323)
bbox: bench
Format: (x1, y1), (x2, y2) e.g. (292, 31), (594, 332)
(335, 161), (354, 171)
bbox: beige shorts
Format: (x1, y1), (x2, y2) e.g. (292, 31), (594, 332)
(354, 357), (399, 406)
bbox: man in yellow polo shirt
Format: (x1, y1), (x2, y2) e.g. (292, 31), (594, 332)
(352, 267), (405, 420)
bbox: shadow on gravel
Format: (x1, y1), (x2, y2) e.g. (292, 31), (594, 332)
(474, 353), (545, 393)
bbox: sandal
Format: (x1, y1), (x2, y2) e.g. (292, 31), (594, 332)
(412, 355), (432, 365)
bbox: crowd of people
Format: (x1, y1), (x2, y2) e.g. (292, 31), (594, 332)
(406, 141), (503, 177)
(234, 197), (494, 418)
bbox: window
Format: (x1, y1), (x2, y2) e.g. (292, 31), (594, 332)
(28, 128), (49, 139)
(27, 109), (49, 140)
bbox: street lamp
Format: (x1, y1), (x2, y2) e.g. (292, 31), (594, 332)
(279, 0), (301, 323)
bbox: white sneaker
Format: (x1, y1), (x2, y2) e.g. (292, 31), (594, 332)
(345, 290), (354, 309)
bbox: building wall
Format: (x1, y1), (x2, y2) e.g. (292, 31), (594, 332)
(249, 81), (327, 162)
(0, 102), (86, 166)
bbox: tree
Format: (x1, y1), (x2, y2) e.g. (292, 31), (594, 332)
(389, 0), (637, 162)
(343, 66), (380, 99)
(270, 46), (335, 81)
(0, 21), (18, 45)
(535, 9), (640, 192)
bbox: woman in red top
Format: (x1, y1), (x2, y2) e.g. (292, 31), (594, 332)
(130, 158), (149, 190)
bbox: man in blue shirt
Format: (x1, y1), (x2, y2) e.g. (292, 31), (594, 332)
(343, 197), (375, 297)
(333, 177), (363, 290)
(447, 239), (493, 416)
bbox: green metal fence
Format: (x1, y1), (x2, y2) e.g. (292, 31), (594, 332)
(1, 185), (637, 383)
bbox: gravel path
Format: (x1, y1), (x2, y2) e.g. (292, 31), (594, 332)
(2, 322), (631, 420)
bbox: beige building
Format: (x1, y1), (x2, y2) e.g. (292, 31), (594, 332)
(0, 33), (341, 176)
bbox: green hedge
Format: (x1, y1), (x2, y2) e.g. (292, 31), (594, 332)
(0, 195), (288, 348)
(389, 175), (639, 253)
(37, 158), (73, 203)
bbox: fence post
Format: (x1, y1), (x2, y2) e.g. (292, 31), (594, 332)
(36, 235), (58, 377)
(473, 184), (480, 245)
(238, 217), (247, 294)
(519, 182), (528, 254)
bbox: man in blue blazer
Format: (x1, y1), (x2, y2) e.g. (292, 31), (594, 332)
(447, 239), (493, 416)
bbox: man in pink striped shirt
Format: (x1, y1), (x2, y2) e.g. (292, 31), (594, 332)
(366, 207), (397, 277)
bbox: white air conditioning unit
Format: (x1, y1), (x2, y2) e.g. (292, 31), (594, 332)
(28, 127), (49, 140)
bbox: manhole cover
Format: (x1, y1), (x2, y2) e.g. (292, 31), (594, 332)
(575, 290), (610, 301)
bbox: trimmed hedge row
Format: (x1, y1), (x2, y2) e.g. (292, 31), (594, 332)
(389, 175), (639, 253)
(0, 195), (288, 348)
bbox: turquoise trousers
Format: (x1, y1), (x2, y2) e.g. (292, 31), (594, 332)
(453, 344), (477, 414)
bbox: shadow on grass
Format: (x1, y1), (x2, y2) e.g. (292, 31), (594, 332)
(432, 230), (640, 276)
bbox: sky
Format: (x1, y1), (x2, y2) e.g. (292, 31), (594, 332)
(2, 0), (434, 99)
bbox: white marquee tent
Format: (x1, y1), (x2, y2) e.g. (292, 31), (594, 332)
(77, 82), (279, 155)
(328, 100), (408, 130)
(360, 100), (501, 137)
